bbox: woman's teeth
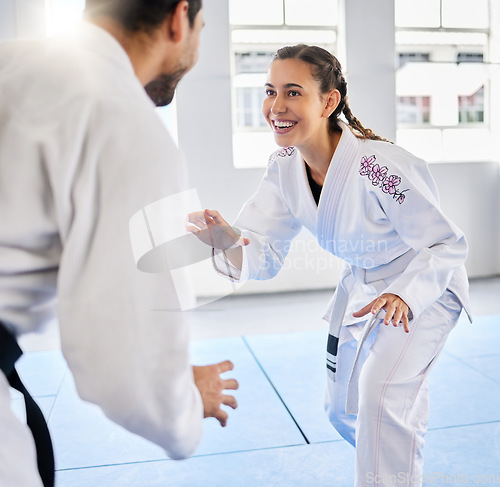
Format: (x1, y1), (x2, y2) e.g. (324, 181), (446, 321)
(274, 121), (296, 128)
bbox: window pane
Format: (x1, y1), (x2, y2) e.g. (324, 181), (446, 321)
(233, 72), (268, 130)
(232, 132), (277, 168)
(396, 31), (488, 46)
(233, 73), (268, 89)
(396, 129), (443, 161)
(442, 0), (489, 29)
(457, 52), (484, 63)
(395, 0), (440, 28)
(156, 99), (178, 146)
(397, 96), (431, 124)
(397, 62), (494, 126)
(442, 128), (492, 161)
(235, 87), (267, 129)
(232, 29), (336, 46)
(229, 0), (284, 25)
(235, 52), (274, 74)
(47, 0), (84, 35)
(458, 86), (484, 124)
(398, 52), (430, 68)
(285, 0), (338, 26)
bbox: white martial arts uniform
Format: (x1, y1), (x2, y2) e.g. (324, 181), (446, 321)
(0, 22), (202, 486)
(217, 121), (471, 486)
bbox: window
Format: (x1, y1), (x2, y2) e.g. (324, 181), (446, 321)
(398, 52), (430, 68)
(45, 0), (85, 36)
(397, 96), (431, 124)
(229, 0), (338, 168)
(395, 0), (496, 162)
(459, 87), (484, 124)
(234, 51), (274, 130)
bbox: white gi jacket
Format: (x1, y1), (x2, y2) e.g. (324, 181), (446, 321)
(226, 121), (471, 325)
(0, 21), (202, 468)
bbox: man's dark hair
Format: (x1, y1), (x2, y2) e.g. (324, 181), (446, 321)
(85, 0), (202, 31)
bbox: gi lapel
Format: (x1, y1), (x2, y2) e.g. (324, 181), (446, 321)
(316, 122), (359, 255)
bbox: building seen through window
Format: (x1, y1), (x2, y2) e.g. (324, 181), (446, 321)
(395, 0), (498, 162)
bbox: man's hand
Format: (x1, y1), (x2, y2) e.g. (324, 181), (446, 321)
(192, 360), (239, 427)
(353, 293), (410, 333)
(186, 209), (249, 250)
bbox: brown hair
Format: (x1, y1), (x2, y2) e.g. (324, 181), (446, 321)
(273, 44), (390, 142)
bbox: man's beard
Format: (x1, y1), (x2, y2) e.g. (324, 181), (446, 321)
(144, 69), (185, 107)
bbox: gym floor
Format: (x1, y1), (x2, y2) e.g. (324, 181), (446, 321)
(12, 277), (500, 486)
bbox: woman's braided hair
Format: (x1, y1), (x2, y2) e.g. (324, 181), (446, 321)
(273, 44), (390, 143)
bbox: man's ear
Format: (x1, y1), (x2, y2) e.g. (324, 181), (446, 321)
(164, 0), (189, 43)
(323, 89), (341, 118)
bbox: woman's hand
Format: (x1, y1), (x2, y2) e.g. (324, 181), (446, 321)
(353, 293), (410, 333)
(186, 209), (249, 250)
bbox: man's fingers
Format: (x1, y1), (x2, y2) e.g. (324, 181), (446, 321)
(216, 409), (228, 428)
(222, 395), (238, 410)
(216, 360), (234, 373)
(222, 378), (239, 390)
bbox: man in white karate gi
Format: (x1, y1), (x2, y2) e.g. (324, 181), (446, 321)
(0, 1), (238, 486)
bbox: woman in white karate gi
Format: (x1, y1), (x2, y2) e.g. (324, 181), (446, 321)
(189, 44), (471, 486)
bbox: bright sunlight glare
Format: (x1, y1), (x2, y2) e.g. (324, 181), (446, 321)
(45, 0), (85, 36)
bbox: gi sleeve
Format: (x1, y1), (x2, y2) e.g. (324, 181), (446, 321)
(215, 160), (303, 282)
(371, 152), (468, 321)
(55, 96), (203, 460)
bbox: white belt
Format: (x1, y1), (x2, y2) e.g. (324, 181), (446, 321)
(326, 249), (417, 414)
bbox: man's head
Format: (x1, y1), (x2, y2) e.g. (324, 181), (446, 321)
(85, 0), (203, 106)
(85, 0), (202, 32)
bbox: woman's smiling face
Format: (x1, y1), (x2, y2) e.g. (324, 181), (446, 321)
(262, 58), (333, 150)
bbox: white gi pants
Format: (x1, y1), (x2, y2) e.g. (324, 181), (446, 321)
(0, 372), (43, 487)
(325, 288), (462, 487)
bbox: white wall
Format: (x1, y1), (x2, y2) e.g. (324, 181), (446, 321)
(489, 1), (500, 276)
(0, 0), (46, 39)
(429, 162), (500, 278)
(0, 0), (17, 40)
(342, 0), (396, 141)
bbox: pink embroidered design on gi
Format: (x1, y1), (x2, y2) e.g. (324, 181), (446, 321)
(382, 174), (401, 195)
(277, 147), (296, 157)
(369, 164), (388, 186)
(396, 192), (407, 204)
(360, 155), (375, 175)
(359, 154), (409, 204)
(268, 146), (296, 165)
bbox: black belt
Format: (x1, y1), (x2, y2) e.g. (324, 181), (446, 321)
(0, 322), (55, 487)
